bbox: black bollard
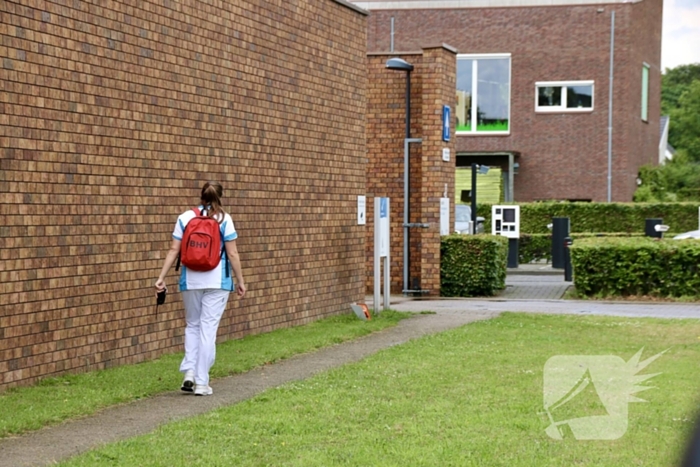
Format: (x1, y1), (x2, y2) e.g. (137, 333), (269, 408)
(564, 237), (573, 282)
(645, 218), (663, 238)
(552, 217), (570, 269)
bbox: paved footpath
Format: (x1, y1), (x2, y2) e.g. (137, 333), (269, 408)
(2, 276), (699, 466)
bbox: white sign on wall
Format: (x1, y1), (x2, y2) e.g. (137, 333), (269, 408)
(440, 198), (450, 236)
(357, 195), (366, 225)
(442, 148), (450, 162)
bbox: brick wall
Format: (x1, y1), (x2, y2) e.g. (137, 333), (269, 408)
(364, 0), (662, 201)
(366, 46), (456, 296)
(0, 0), (368, 390)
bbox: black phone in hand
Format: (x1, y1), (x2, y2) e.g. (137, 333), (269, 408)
(156, 289), (167, 305)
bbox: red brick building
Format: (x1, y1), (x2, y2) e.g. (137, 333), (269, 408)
(0, 0), (368, 390)
(356, 0), (663, 202)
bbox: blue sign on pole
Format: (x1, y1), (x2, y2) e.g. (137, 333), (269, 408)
(442, 105), (450, 142)
(380, 197), (388, 218)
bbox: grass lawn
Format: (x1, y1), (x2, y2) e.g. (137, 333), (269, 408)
(0, 310), (409, 438)
(58, 313), (700, 466)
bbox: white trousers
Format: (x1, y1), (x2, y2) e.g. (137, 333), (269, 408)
(179, 289), (230, 386)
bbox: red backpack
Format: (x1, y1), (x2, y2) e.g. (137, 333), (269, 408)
(176, 208), (225, 272)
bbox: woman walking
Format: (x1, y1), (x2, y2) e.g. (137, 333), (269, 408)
(155, 181), (246, 396)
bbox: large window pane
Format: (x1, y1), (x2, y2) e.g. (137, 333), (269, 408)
(456, 59), (473, 132)
(476, 59), (510, 132)
(566, 85), (593, 108)
(456, 55), (511, 134)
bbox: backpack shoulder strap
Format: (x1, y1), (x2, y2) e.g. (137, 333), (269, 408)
(176, 208), (201, 272)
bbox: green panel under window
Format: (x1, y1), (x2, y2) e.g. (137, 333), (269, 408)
(641, 65), (649, 121)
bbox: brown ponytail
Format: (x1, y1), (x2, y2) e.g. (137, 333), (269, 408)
(200, 181), (225, 223)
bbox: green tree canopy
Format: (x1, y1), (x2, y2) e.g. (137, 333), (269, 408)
(661, 63), (700, 114)
(635, 63), (700, 202)
(669, 79), (700, 163)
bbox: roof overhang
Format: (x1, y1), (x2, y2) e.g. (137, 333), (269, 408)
(351, 0), (640, 10)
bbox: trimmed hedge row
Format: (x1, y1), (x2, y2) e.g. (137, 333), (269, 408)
(476, 202), (699, 234)
(570, 237), (700, 298)
(440, 234), (508, 297)
(518, 233), (646, 264)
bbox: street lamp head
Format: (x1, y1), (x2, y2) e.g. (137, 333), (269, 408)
(386, 57), (414, 72)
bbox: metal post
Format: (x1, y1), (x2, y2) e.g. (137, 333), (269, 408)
(564, 237), (573, 282)
(403, 138), (421, 294)
(507, 153), (514, 203)
(404, 139), (409, 296)
(552, 217), (570, 269)
(402, 69), (412, 296)
(471, 163), (477, 228)
(607, 11), (615, 202)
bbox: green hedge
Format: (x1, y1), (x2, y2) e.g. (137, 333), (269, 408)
(570, 237), (700, 298)
(476, 202), (699, 234)
(518, 233), (646, 264)
(440, 234), (508, 297)
(518, 234), (552, 263)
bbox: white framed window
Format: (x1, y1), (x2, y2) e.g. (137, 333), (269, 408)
(456, 54), (511, 135)
(535, 81), (594, 113)
(641, 63), (650, 122)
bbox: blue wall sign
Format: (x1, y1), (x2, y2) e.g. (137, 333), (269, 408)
(442, 105), (450, 142)
(380, 197), (388, 218)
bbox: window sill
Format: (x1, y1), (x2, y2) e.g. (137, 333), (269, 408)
(456, 131), (511, 136)
(535, 108), (594, 113)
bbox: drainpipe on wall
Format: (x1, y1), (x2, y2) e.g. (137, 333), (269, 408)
(607, 10), (615, 202)
(390, 17), (394, 52)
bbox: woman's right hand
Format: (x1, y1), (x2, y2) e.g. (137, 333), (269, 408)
(155, 279), (166, 292)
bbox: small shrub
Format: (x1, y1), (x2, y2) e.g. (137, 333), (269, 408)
(440, 234), (508, 297)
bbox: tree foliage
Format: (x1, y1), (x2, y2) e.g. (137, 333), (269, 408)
(668, 80), (700, 163)
(636, 63), (700, 202)
(634, 156), (700, 202)
(661, 63), (700, 114)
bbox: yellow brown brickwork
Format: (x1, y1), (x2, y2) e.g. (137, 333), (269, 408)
(0, 0), (368, 390)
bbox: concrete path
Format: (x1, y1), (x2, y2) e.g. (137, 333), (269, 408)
(500, 273), (571, 300)
(2, 266), (698, 466)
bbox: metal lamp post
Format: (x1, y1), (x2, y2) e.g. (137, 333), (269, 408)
(470, 163), (489, 232)
(386, 57), (420, 295)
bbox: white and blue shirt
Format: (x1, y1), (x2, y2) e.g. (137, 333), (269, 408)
(172, 206), (238, 291)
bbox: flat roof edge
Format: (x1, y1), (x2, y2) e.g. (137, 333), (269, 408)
(367, 43), (459, 55)
(333, 0), (370, 15)
(352, 0), (640, 10)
